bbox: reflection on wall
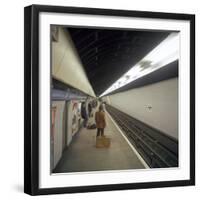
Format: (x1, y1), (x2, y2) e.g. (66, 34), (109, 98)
(106, 78), (178, 139)
(51, 26), (95, 97)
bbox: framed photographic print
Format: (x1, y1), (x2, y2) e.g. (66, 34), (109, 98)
(24, 4), (195, 195)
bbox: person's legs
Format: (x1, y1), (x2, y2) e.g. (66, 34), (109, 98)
(100, 128), (104, 136)
(83, 118), (86, 127)
(97, 128), (100, 137)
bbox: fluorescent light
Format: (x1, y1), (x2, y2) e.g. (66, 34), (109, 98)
(99, 32), (179, 97)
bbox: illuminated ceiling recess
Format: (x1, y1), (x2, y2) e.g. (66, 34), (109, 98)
(99, 32), (179, 97)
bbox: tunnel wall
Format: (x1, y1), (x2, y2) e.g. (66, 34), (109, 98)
(106, 78), (178, 139)
(52, 101), (65, 168)
(52, 27), (95, 97)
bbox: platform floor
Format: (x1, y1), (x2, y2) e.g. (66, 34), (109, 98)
(53, 111), (145, 173)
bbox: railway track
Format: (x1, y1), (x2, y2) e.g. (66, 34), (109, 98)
(106, 104), (178, 168)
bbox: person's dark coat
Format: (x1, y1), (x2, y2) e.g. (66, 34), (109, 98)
(81, 104), (87, 119)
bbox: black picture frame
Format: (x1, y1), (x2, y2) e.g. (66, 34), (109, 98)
(24, 4), (195, 196)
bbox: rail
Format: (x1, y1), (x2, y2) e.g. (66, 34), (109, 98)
(106, 104), (178, 168)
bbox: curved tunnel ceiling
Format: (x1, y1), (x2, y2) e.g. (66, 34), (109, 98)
(68, 28), (172, 96)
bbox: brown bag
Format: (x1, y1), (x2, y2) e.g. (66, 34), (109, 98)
(102, 137), (111, 148)
(96, 136), (111, 148)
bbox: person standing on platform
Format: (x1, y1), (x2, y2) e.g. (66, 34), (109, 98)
(81, 102), (88, 127)
(95, 104), (106, 137)
(88, 102), (92, 117)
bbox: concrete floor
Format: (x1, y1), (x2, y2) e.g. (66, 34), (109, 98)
(53, 111), (145, 173)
